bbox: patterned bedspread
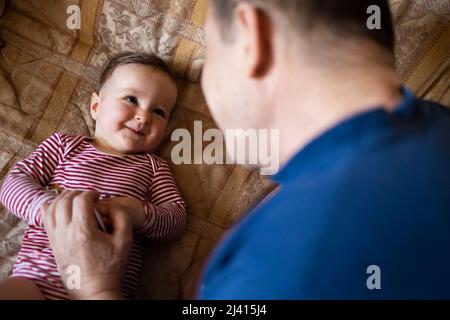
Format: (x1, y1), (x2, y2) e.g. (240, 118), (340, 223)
(0, 0), (448, 298)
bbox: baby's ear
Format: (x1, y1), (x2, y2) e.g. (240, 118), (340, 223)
(90, 92), (101, 120)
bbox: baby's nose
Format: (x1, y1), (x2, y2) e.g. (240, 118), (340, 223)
(135, 112), (151, 123)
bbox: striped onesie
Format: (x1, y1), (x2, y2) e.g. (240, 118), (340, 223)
(0, 132), (187, 299)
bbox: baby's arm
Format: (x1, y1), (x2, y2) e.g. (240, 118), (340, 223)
(0, 133), (63, 227)
(135, 159), (187, 241)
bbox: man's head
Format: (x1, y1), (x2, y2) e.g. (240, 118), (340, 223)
(90, 52), (178, 155)
(201, 0), (396, 133)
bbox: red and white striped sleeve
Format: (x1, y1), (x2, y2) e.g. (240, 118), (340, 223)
(135, 157), (187, 241)
(0, 132), (64, 227)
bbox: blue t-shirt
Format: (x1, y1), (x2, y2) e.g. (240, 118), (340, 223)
(199, 88), (450, 299)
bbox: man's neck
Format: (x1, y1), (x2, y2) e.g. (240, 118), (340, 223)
(271, 61), (404, 168)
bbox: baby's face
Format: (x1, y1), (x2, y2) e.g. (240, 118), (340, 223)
(90, 63), (177, 155)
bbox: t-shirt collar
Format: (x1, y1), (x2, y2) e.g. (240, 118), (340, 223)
(272, 86), (415, 184)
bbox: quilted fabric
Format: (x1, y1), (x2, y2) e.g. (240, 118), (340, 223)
(0, 0), (448, 299)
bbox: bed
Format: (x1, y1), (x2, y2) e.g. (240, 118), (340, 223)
(0, 0), (449, 299)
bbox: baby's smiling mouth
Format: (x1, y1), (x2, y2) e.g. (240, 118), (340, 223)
(125, 126), (146, 136)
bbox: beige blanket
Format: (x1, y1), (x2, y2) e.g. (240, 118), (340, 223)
(0, 0), (449, 299)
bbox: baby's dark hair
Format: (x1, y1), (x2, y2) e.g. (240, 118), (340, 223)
(97, 51), (175, 92)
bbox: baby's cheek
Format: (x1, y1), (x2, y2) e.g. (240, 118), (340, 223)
(108, 106), (132, 127)
(146, 126), (164, 147)
(155, 122), (167, 138)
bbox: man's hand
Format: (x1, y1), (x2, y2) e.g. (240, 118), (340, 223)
(95, 196), (146, 229)
(41, 190), (133, 300)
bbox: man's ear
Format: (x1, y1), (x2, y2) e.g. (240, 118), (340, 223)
(234, 2), (273, 78)
(90, 92), (101, 120)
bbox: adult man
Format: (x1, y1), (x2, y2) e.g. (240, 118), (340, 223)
(43, 0), (450, 299)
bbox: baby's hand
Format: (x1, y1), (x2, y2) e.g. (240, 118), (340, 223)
(95, 196), (146, 229)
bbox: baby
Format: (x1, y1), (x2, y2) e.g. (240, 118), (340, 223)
(0, 51), (187, 299)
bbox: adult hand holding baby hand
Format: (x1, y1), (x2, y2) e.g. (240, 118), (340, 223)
(41, 190), (132, 300)
(95, 196), (146, 229)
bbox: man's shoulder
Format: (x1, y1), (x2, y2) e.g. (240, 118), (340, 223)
(228, 169), (450, 298)
(243, 120), (450, 249)
(415, 98), (450, 116)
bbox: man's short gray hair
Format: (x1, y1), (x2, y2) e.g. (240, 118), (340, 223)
(211, 0), (395, 55)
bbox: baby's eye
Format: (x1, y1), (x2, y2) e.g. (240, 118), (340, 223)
(124, 96), (138, 105)
(153, 108), (166, 118)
